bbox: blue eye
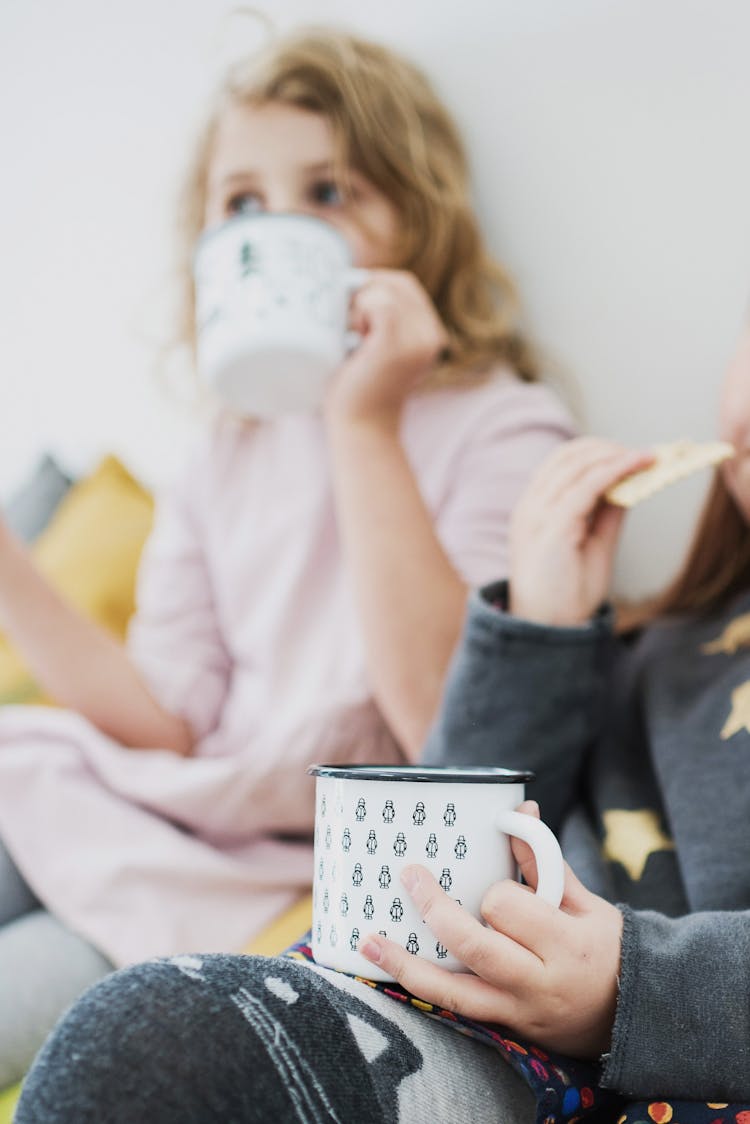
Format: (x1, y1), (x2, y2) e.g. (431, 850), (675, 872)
(310, 180), (343, 206)
(226, 192), (263, 216)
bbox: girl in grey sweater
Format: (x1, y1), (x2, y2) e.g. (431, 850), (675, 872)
(14, 329), (750, 1120)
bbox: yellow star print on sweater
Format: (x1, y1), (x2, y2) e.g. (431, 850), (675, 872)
(702, 612), (750, 739)
(599, 612), (750, 883)
(601, 809), (675, 881)
(720, 679), (750, 739)
(702, 611), (750, 654)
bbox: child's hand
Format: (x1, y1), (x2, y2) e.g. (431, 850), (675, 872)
(325, 269), (449, 428)
(360, 801), (623, 1061)
(508, 437), (654, 626)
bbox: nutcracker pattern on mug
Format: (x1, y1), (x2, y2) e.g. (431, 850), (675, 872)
(313, 790), (473, 960)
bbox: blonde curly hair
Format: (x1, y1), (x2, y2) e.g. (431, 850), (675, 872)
(172, 26), (539, 387)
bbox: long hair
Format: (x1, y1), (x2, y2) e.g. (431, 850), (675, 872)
(619, 471), (750, 631)
(171, 27), (539, 388)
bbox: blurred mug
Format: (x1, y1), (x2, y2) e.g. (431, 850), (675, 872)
(308, 764), (565, 983)
(194, 213), (367, 417)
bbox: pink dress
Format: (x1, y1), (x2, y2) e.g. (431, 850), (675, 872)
(0, 371), (573, 965)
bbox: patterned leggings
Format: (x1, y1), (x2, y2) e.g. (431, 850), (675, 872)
(15, 953), (535, 1123)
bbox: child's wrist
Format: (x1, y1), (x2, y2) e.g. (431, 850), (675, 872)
(324, 401), (401, 442)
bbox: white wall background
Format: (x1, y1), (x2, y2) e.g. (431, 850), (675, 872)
(1, 0), (749, 596)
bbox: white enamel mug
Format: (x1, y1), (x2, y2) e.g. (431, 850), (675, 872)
(308, 764), (565, 983)
(194, 213), (367, 417)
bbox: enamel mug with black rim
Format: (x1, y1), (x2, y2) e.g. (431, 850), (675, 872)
(194, 213), (367, 418)
(308, 764), (565, 983)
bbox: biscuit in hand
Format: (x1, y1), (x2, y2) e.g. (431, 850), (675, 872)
(605, 439), (735, 508)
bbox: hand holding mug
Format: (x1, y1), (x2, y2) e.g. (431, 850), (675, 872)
(324, 268), (450, 428)
(308, 764), (564, 982)
(509, 437), (654, 627)
(361, 801), (624, 1061)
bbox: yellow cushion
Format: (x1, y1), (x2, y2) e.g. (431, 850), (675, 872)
(241, 894), (313, 957)
(0, 456), (153, 706)
(0, 1082), (20, 1121)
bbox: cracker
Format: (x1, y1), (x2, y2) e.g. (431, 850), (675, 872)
(605, 440), (735, 508)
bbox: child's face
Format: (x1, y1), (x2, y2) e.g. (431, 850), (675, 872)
(719, 325), (750, 522)
(204, 102), (402, 268)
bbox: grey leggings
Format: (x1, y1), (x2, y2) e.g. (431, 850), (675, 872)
(0, 837), (112, 1090)
(16, 952), (535, 1123)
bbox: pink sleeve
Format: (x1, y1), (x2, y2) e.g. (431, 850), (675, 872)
(126, 445), (231, 742)
(434, 382), (575, 585)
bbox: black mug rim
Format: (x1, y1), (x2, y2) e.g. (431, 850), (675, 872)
(307, 764), (534, 784)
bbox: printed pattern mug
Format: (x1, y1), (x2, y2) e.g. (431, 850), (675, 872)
(308, 765), (565, 983)
(194, 213), (367, 417)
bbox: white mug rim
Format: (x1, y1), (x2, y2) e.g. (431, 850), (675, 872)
(193, 211), (352, 262)
(308, 764), (535, 784)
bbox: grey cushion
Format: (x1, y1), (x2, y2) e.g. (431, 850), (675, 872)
(4, 455), (74, 542)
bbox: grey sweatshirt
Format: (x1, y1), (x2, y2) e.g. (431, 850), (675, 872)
(423, 582), (750, 1099)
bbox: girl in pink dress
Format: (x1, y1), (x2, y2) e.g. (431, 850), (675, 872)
(0, 27), (573, 1085)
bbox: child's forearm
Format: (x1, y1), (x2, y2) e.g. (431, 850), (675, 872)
(0, 522), (193, 755)
(327, 415), (468, 759)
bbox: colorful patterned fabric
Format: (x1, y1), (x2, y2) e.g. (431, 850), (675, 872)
(286, 937), (750, 1124)
(619, 1108), (750, 1124)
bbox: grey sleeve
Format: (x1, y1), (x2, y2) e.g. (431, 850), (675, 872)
(422, 583), (613, 834)
(603, 907), (750, 1098)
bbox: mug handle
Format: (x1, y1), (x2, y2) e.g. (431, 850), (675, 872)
(495, 809), (565, 908)
(344, 268), (371, 353)
(346, 267), (371, 290)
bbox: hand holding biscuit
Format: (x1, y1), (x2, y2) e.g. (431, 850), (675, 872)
(508, 438), (654, 627)
(604, 440), (734, 507)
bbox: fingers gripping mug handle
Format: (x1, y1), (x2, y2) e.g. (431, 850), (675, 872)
(495, 809), (565, 908)
(344, 268), (371, 353)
